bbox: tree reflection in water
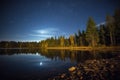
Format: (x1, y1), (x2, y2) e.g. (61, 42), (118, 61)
(0, 49), (119, 63)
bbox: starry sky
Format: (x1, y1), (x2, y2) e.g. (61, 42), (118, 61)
(0, 0), (120, 42)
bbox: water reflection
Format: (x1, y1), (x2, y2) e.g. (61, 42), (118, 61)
(0, 49), (119, 80)
(0, 49), (119, 63)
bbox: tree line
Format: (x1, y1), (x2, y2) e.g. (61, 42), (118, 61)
(0, 9), (120, 48)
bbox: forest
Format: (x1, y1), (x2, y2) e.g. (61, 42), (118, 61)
(0, 9), (120, 49)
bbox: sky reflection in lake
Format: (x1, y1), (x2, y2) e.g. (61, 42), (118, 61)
(0, 50), (77, 80)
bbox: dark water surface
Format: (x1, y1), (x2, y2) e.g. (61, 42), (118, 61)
(0, 49), (119, 80)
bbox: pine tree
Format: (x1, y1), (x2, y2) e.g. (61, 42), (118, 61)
(81, 30), (87, 46)
(77, 30), (83, 46)
(106, 15), (115, 46)
(74, 33), (78, 46)
(99, 25), (106, 45)
(86, 17), (99, 47)
(114, 9), (120, 45)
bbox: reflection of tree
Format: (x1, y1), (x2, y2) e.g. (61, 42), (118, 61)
(60, 50), (65, 61)
(70, 51), (76, 62)
(76, 51), (90, 63)
(0, 49), (118, 64)
(76, 51), (84, 63)
(40, 49), (48, 54)
(0, 49), (37, 55)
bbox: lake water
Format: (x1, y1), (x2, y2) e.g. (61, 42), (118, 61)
(0, 49), (119, 80)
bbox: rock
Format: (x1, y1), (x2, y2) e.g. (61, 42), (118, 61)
(77, 71), (81, 75)
(83, 66), (88, 69)
(50, 58), (119, 80)
(61, 73), (66, 78)
(68, 66), (76, 72)
(80, 76), (83, 80)
(110, 65), (114, 68)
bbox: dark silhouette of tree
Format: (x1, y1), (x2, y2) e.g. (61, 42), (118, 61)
(74, 30), (83, 46)
(74, 33), (78, 46)
(78, 30), (83, 46)
(99, 25), (106, 45)
(114, 9), (120, 45)
(106, 15), (115, 46)
(81, 30), (87, 46)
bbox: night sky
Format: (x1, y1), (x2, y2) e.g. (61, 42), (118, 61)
(0, 0), (120, 42)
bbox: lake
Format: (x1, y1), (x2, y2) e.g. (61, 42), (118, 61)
(0, 49), (120, 80)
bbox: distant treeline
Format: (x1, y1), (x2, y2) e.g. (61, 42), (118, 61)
(0, 9), (120, 48)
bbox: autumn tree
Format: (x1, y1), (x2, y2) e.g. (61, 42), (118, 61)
(39, 40), (48, 48)
(64, 38), (70, 47)
(60, 36), (64, 47)
(69, 35), (75, 47)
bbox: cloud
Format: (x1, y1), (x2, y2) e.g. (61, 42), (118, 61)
(96, 22), (105, 27)
(29, 34), (54, 38)
(28, 27), (69, 41)
(29, 28), (60, 39)
(34, 28), (59, 35)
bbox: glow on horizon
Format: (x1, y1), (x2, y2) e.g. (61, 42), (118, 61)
(28, 27), (68, 41)
(36, 30), (48, 34)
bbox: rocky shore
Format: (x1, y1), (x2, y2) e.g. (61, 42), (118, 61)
(49, 57), (120, 80)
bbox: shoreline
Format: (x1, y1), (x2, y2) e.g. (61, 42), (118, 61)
(46, 46), (120, 51)
(49, 57), (120, 80)
(0, 46), (120, 51)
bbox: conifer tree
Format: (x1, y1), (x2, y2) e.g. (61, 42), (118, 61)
(106, 15), (115, 46)
(86, 17), (99, 47)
